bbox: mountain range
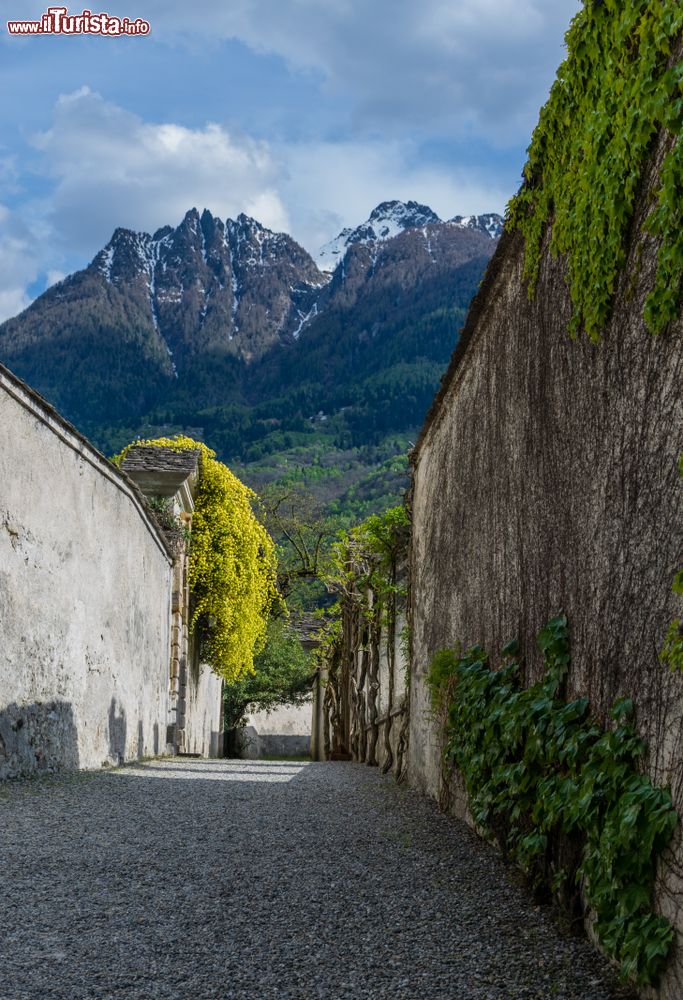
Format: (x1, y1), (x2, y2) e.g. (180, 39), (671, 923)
(0, 200), (501, 516)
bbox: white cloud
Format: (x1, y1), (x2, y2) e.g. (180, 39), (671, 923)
(46, 269), (67, 286)
(22, 86), (511, 272)
(142, 0), (581, 143)
(32, 87), (290, 255)
(2, 0), (581, 323)
(0, 205), (42, 322)
(280, 139), (510, 252)
(0, 287), (31, 323)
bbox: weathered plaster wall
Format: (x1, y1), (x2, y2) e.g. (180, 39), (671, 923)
(0, 365), (174, 778)
(409, 132), (683, 996)
(241, 702), (312, 759)
(182, 659), (224, 758)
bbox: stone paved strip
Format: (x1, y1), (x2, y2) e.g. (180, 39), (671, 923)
(0, 760), (632, 999)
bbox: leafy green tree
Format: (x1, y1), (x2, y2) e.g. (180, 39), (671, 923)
(223, 618), (313, 754)
(258, 484), (341, 610)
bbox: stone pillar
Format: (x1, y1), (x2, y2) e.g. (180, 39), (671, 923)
(167, 537), (189, 753)
(310, 668), (323, 761)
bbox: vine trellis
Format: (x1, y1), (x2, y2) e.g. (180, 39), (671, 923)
(318, 507), (410, 780)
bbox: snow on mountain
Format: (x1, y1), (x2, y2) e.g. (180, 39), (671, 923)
(317, 200), (441, 272)
(0, 200), (501, 448)
(449, 213), (504, 240)
(94, 204), (504, 289)
(86, 208), (328, 369)
(317, 201), (503, 272)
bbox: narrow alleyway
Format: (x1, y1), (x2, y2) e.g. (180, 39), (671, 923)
(1, 760), (630, 1000)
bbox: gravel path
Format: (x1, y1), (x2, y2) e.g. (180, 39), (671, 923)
(0, 759), (631, 1000)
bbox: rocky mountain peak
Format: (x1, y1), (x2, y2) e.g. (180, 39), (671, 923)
(450, 213), (504, 239)
(93, 227), (156, 285)
(152, 224), (174, 242)
(231, 213), (256, 233)
(315, 200), (503, 273)
(78, 208), (328, 374)
(0, 198), (501, 453)
(3, 198), (502, 393)
(368, 200), (441, 232)
(317, 200), (445, 272)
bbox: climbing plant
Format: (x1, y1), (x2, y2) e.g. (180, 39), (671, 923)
(507, 0), (683, 339)
(320, 505), (410, 772)
(116, 436), (278, 682)
(146, 495), (190, 541)
(326, 505), (410, 604)
(429, 616), (678, 987)
(661, 452), (683, 672)
(661, 619), (683, 672)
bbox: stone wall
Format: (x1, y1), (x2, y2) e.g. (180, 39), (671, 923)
(408, 126), (683, 996)
(241, 702), (312, 759)
(0, 364), (221, 777)
(182, 655), (224, 758)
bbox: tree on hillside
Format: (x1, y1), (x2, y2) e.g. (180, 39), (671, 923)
(258, 484), (339, 609)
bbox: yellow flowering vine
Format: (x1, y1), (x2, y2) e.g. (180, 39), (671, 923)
(116, 435), (278, 682)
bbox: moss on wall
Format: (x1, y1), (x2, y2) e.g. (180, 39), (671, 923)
(508, 1), (683, 339)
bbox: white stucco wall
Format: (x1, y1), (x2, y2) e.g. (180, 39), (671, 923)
(183, 661), (224, 757)
(0, 366), (174, 777)
(241, 702), (312, 758)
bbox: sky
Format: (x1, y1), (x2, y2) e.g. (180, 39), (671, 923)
(0, 0), (581, 321)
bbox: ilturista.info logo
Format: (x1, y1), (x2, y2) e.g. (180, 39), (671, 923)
(6, 6), (151, 35)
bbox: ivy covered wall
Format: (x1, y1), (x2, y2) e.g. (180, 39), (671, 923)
(409, 3), (683, 995)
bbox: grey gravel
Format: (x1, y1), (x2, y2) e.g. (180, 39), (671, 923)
(0, 759), (633, 1000)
